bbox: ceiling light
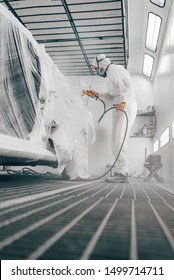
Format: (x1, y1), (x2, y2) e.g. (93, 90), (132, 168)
(142, 54), (154, 78)
(172, 120), (174, 139)
(160, 127), (170, 148)
(153, 139), (159, 153)
(150, 0), (166, 7)
(146, 13), (161, 52)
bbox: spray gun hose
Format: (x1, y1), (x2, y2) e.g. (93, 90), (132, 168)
(69, 96), (128, 182)
(93, 98), (128, 180)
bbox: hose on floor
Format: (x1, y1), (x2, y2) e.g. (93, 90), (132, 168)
(7, 167), (63, 179)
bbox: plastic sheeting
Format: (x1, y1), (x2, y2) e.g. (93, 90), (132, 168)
(0, 4), (96, 179)
(0, 6), (43, 139)
(44, 91), (96, 178)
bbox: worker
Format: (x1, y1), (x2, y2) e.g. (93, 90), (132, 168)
(83, 54), (137, 183)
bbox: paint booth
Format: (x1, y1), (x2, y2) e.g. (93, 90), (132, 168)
(0, 0), (174, 261)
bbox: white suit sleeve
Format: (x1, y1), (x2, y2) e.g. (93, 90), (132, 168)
(97, 66), (134, 104)
(97, 92), (114, 103)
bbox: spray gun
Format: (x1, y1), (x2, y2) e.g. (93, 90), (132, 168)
(81, 89), (115, 123)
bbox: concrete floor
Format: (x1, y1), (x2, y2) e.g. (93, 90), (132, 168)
(0, 173), (174, 260)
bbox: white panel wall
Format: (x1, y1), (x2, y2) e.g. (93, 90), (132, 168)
(68, 74), (153, 176)
(152, 1), (174, 183)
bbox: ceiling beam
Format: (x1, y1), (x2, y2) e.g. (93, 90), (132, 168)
(19, 8), (122, 18)
(29, 23), (122, 31)
(37, 35), (124, 44)
(121, 0), (128, 68)
(65, 0), (122, 6)
(60, 0), (92, 75)
(25, 16), (123, 25)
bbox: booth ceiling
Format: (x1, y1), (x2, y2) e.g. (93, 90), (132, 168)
(1, 0), (128, 76)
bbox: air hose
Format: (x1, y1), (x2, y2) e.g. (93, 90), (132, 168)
(70, 97), (128, 181)
(91, 97), (128, 180)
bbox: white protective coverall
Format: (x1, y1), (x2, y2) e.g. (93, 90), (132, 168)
(93, 55), (137, 176)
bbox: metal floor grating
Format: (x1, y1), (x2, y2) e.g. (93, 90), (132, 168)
(0, 174), (174, 260)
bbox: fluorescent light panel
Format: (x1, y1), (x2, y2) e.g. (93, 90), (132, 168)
(153, 139), (159, 153)
(172, 119), (174, 139)
(143, 54), (154, 77)
(146, 13), (161, 52)
(160, 127), (169, 148)
(150, 0), (166, 7)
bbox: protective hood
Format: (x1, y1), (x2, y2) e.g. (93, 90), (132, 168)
(92, 54), (111, 77)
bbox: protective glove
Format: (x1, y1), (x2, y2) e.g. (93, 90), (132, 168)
(82, 89), (99, 98)
(115, 102), (127, 111)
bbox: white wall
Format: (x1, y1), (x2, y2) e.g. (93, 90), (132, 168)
(67, 74), (153, 176)
(152, 1), (174, 183)
(131, 74), (154, 109)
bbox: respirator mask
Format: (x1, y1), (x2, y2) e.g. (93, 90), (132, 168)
(96, 56), (112, 78)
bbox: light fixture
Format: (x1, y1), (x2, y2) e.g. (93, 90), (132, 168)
(153, 139), (159, 153)
(150, 0), (166, 8)
(142, 53), (154, 78)
(172, 120), (174, 139)
(160, 127), (170, 148)
(146, 13), (162, 52)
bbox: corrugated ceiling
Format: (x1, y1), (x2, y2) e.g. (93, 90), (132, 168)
(1, 0), (128, 76)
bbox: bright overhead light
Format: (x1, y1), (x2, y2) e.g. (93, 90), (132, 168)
(143, 54), (154, 78)
(172, 120), (174, 139)
(160, 127), (170, 148)
(146, 13), (161, 52)
(150, 0), (166, 7)
(153, 139), (159, 153)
